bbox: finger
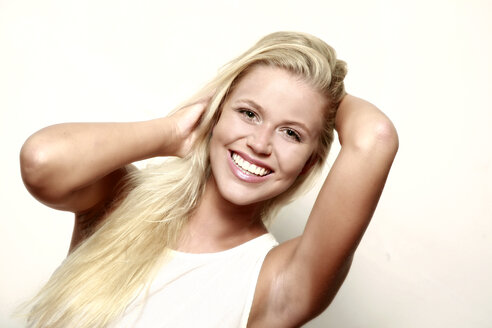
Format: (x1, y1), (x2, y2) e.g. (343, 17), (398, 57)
(187, 103), (206, 122)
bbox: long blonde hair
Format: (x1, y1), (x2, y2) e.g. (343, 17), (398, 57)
(19, 31), (347, 327)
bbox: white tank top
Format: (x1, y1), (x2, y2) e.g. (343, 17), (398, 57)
(112, 233), (279, 328)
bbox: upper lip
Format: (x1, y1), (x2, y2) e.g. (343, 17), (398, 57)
(230, 150), (274, 172)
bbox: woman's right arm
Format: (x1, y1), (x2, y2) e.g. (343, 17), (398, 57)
(20, 102), (206, 214)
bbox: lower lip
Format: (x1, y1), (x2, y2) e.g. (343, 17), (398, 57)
(227, 151), (271, 183)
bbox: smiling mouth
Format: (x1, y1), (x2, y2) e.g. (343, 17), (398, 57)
(231, 152), (272, 177)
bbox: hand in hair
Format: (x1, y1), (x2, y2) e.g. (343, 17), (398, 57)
(166, 100), (208, 158)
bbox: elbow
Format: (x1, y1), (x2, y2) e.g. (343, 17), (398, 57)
(20, 136), (62, 201)
(352, 116), (399, 157)
(373, 119), (399, 155)
(337, 99), (399, 156)
(20, 136), (47, 189)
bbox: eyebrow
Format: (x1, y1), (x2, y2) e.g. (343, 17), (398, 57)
(235, 98), (312, 137)
(236, 99), (263, 111)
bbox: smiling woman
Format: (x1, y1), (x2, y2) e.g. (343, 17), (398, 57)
(18, 31), (398, 327)
(209, 65), (327, 206)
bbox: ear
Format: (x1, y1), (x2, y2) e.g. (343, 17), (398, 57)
(300, 154), (318, 175)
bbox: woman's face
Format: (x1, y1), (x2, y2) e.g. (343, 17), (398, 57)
(209, 65), (327, 206)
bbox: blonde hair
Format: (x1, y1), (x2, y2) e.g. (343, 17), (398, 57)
(19, 31), (347, 327)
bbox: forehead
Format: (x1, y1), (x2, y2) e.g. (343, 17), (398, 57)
(226, 65), (327, 134)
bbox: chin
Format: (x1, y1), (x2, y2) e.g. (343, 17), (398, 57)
(214, 174), (292, 208)
(215, 180), (267, 206)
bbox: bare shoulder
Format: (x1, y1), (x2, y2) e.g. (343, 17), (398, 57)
(69, 164), (137, 253)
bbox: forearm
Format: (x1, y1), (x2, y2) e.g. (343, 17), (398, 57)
(20, 118), (176, 199)
(287, 95), (399, 311)
(295, 95), (398, 280)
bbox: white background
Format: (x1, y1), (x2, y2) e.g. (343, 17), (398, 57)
(1, 0), (491, 327)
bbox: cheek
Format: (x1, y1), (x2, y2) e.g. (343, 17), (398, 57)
(209, 118), (229, 148)
(212, 113), (234, 138)
(211, 113), (251, 146)
(209, 128), (225, 167)
(276, 148), (312, 178)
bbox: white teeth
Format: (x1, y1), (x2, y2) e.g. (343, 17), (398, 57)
(231, 152), (270, 177)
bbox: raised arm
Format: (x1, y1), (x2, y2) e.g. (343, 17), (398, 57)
(251, 95), (398, 327)
(20, 102), (206, 214)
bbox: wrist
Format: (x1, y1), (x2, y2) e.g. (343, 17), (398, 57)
(135, 118), (180, 158)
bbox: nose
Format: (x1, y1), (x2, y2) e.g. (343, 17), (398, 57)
(246, 126), (273, 156)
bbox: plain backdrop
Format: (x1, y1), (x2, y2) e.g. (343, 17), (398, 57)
(1, 0), (491, 327)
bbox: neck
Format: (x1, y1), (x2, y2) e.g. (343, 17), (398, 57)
(177, 175), (267, 253)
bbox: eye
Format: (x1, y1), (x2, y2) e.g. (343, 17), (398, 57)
(238, 109), (258, 121)
(282, 128), (302, 142)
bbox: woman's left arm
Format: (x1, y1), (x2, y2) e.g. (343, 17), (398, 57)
(298, 94), (398, 315)
(255, 94), (399, 326)
(303, 93), (400, 263)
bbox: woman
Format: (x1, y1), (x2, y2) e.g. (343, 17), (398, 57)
(19, 31), (398, 327)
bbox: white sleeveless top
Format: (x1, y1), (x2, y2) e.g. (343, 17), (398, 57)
(112, 233), (279, 328)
